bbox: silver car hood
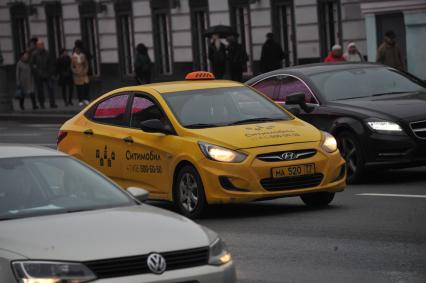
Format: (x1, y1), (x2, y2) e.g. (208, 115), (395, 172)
(0, 205), (211, 261)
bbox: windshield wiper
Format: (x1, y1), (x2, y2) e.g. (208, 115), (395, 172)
(185, 123), (223, 129)
(371, 91), (415, 97)
(229, 117), (282, 125)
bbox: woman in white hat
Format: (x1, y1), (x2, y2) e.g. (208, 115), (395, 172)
(343, 42), (364, 62)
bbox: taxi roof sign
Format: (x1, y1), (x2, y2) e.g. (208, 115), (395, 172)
(185, 71), (216, 80)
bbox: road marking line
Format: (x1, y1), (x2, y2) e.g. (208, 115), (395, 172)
(357, 193), (426, 199)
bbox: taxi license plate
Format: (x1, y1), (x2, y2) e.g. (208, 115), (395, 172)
(271, 163), (315, 179)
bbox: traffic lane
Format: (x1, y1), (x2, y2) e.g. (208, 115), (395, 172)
(0, 122), (60, 148)
(197, 167), (426, 283)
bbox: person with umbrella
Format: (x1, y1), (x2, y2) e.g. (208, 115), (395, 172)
(208, 33), (227, 79)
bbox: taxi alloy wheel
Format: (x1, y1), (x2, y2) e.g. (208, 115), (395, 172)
(179, 173), (199, 213)
(174, 165), (207, 218)
(300, 192), (335, 207)
(336, 131), (365, 184)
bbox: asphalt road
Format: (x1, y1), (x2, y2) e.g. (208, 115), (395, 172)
(1, 121), (425, 283)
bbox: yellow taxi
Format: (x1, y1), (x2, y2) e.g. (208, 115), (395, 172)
(58, 72), (346, 218)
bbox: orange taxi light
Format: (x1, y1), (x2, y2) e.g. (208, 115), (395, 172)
(185, 71), (216, 80)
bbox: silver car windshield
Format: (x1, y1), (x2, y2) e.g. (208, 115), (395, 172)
(0, 157), (135, 220)
(309, 67), (426, 101)
(162, 87), (292, 129)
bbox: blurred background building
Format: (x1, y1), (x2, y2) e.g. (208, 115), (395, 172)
(0, 0), (424, 97)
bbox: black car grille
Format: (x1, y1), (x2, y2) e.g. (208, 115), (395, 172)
(84, 247), (209, 279)
(257, 149), (317, 162)
(261, 173), (324, 191)
(410, 120), (426, 139)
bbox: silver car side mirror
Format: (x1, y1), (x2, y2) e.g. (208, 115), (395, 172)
(127, 187), (150, 202)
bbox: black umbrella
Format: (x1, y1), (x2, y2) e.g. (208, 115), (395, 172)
(204, 25), (238, 38)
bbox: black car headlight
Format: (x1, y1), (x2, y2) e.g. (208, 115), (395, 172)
(199, 142), (247, 163)
(208, 238), (232, 266)
(365, 118), (405, 135)
(12, 261), (96, 283)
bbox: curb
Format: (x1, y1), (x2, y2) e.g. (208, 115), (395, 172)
(0, 113), (74, 123)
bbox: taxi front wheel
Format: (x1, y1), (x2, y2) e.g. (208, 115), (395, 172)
(300, 192), (335, 207)
(174, 165), (207, 219)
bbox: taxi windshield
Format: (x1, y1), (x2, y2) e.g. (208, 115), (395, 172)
(0, 156), (135, 220)
(162, 87), (292, 128)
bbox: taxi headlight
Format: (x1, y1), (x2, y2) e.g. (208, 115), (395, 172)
(198, 142), (247, 163)
(12, 261), (96, 283)
(321, 132), (338, 153)
(208, 238), (232, 266)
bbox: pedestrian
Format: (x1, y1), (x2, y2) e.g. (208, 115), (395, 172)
(343, 42), (364, 62)
(377, 31), (405, 70)
(55, 48), (74, 106)
(134, 43), (152, 84)
(324, 44), (346, 62)
(226, 35), (248, 82)
(260, 32), (285, 73)
(30, 39), (57, 109)
(16, 51), (38, 110)
(208, 34), (227, 79)
(71, 46), (90, 106)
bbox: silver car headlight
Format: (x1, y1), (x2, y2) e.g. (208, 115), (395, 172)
(321, 131), (338, 153)
(12, 261), (96, 283)
(208, 238), (232, 266)
(199, 142), (247, 163)
(366, 118), (403, 134)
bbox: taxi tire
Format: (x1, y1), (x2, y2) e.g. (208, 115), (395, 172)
(174, 165), (207, 219)
(336, 131), (365, 184)
(300, 192), (335, 207)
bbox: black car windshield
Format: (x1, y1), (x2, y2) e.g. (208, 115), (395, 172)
(0, 156), (135, 220)
(309, 67), (426, 101)
(162, 87), (292, 128)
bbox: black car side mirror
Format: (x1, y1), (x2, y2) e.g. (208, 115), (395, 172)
(285, 92), (315, 113)
(140, 119), (172, 135)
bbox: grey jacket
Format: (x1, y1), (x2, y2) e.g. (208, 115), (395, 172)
(16, 60), (35, 94)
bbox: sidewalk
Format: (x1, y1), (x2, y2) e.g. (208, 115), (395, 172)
(0, 97), (83, 123)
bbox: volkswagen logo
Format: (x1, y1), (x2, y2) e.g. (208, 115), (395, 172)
(147, 253), (167, 274)
(281, 152), (297, 160)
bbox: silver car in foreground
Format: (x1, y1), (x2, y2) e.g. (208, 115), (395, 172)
(0, 145), (236, 283)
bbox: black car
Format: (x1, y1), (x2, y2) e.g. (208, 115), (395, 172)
(247, 63), (426, 183)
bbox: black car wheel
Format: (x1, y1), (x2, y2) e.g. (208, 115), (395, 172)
(336, 131), (365, 184)
(174, 165), (207, 219)
(300, 192), (335, 207)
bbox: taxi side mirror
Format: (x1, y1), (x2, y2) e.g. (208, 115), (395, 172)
(127, 187), (149, 202)
(285, 92), (315, 113)
(140, 119), (172, 135)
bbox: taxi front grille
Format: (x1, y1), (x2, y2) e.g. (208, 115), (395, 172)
(84, 247), (209, 279)
(410, 120), (426, 139)
(257, 149), (317, 162)
(261, 174), (324, 191)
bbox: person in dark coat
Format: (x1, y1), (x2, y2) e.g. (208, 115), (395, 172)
(16, 51), (37, 110)
(208, 34), (227, 79)
(226, 35), (248, 82)
(30, 39), (57, 109)
(260, 33), (285, 73)
(377, 31), (405, 71)
(55, 48), (74, 106)
(134, 43), (152, 84)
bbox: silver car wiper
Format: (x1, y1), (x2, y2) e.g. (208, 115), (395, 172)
(371, 91), (416, 97)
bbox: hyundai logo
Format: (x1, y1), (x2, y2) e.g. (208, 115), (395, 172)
(281, 152), (298, 160)
(147, 253), (167, 274)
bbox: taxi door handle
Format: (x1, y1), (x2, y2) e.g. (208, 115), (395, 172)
(83, 129), (94, 136)
(123, 136), (134, 144)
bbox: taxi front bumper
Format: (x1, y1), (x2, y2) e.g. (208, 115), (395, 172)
(196, 142), (346, 204)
